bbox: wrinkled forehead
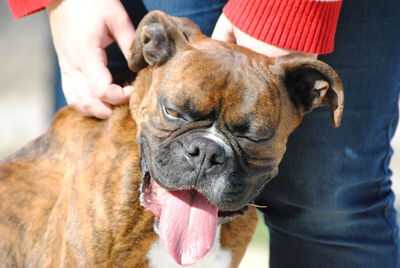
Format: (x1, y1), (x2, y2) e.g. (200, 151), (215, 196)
(157, 40), (281, 127)
(160, 41), (235, 92)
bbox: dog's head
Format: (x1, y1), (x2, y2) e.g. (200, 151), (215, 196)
(128, 10), (344, 265)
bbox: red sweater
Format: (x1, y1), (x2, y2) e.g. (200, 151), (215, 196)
(7, 0), (342, 54)
(7, 0), (54, 18)
(223, 0), (342, 54)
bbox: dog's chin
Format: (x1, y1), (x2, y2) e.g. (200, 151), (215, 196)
(139, 171), (248, 225)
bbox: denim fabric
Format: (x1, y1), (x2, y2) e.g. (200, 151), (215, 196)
(53, 0), (400, 267)
(256, 1), (400, 267)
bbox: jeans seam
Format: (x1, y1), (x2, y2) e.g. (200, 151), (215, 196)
(378, 100), (400, 266)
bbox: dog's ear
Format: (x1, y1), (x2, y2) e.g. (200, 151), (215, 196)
(272, 55), (344, 127)
(128, 10), (204, 72)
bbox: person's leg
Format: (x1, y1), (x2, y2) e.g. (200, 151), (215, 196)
(54, 0), (227, 111)
(137, 0), (227, 36)
(256, 0), (400, 267)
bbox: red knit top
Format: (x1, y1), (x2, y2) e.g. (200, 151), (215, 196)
(223, 0), (342, 54)
(7, 0), (342, 54)
(8, 0), (54, 18)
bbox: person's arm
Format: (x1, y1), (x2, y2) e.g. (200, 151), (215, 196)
(213, 0), (342, 57)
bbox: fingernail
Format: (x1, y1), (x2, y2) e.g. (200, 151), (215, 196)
(123, 86), (134, 97)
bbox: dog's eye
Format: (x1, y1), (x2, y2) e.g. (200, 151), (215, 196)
(237, 136), (266, 143)
(163, 106), (184, 120)
(237, 133), (274, 143)
(236, 129), (275, 143)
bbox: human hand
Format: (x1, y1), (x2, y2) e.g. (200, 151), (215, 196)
(46, 0), (135, 119)
(212, 14), (317, 58)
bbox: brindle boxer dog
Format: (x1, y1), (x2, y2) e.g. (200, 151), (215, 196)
(0, 10), (343, 268)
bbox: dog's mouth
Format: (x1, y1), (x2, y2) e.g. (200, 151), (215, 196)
(139, 171), (247, 266)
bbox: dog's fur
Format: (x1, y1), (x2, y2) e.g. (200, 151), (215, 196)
(0, 11), (343, 268)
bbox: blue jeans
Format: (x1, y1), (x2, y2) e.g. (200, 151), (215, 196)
(256, 0), (400, 267)
(53, 0), (400, 267)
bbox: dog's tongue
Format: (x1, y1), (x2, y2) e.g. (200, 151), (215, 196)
(158, 189), (218, 266)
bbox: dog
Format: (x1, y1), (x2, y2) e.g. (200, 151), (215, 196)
(0, 10), (343, 268)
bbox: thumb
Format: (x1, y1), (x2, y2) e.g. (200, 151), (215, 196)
(106, 1), (135, 60)
(212, 14), (236, 43)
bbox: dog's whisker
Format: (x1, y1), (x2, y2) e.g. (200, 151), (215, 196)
(248, 203), (268, 208)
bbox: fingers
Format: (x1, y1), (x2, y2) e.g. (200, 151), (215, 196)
(122, 85), (134, 98)
(60, 49), (132, 119)
(234, 27), (317, 58)
(80, 49), (130, 106)
(61, 54), (133, 120)
(212, 14), (236, 43)
(106, 1), (135, 60)
(212, 14), (292, 57)
(233, 27), (293, 57)
(61, 70), (113, 119)
(63, 41), (133, 119)
(212, 14), (318, 59)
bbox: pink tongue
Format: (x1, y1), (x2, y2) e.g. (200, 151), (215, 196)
(158, 189), (218, 266)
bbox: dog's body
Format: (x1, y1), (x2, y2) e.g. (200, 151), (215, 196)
(0, 106), (257, 268)
(0, 11), (343, 268)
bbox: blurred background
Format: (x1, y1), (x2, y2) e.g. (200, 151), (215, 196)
(0, 2), (399, 267)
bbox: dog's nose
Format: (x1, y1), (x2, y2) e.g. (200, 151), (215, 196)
(186, 137), (226, 169)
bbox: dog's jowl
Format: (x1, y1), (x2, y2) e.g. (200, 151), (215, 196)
(0, 10), (343, 268)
